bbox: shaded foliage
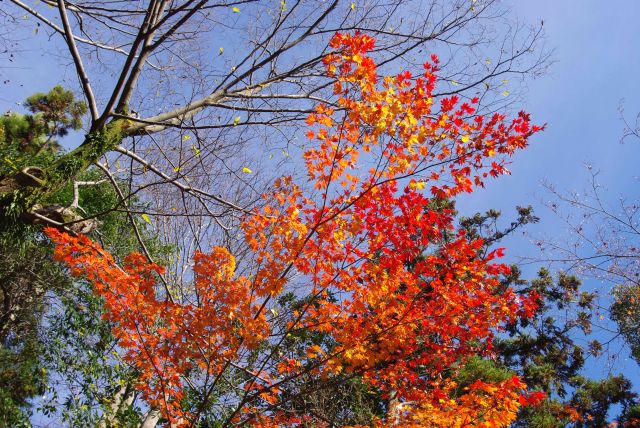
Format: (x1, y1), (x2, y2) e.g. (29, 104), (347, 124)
(0, 88), (168, 426)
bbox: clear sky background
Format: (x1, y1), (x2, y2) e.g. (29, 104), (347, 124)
(2, 0), (640, 418)
(455, 0), (640, 389)
(3, 1), (638, 240)
(460, 0), (640, 218)
(460, 0), (640, 220)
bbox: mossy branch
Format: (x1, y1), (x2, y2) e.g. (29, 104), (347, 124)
(0, 119), (128, 221)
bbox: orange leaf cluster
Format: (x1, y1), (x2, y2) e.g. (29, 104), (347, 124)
(45, 229), (269, 426)
(374, 376), (527, 428)
(46, 31), (543, 427)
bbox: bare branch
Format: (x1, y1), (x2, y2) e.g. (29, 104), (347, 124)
(57, 0), (99, 121)
(114, 145), (250, 214)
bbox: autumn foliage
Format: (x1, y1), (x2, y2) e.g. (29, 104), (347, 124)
(46, 32), (544, 427)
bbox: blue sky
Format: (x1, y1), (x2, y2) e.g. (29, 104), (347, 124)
(461, 0), (640, 215)
(4, 1), (638, 229)
(4, 1), (639, 213)
(461, 0), (640, 211)
(459, 0), (640, 269)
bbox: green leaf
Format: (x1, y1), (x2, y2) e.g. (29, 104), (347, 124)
(141, 214), (152, 225)
(232, 7), (240, 13)
(4, 157), (18, 171)
(233, 116), (241, 125)
(242, 167), (252, 173)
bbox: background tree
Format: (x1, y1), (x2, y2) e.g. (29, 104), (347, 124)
(459, 206), (638, 427)
(0, 0), (550, 344)
(540, 167), (640, 353)
(1, 0), (548, 238)
(0, 87), (86, 425)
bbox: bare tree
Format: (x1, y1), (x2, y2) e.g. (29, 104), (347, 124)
(1, 0), (548, 225)
(541, 167), (640, 288)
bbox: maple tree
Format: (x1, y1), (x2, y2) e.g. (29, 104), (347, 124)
(46, 32), (544, 427)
